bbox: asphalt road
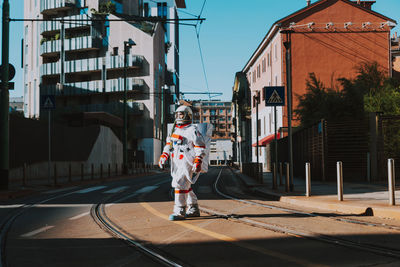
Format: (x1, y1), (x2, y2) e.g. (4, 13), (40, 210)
(1, 167), (400, 266)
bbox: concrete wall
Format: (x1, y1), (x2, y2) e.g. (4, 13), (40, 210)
(10, 125), (122, 181)
(209, 139), (232, 165)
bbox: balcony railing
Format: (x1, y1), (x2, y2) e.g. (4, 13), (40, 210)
(40, 0), (81, 13)
(40, 78), (146, 95)
(40, 55), (144, 76)
(53, 102), (145, 117)
(40, 14), (90, 34)
(40, 36), (100, 55)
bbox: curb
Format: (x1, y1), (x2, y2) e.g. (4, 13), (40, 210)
(233, 169), (400, 221)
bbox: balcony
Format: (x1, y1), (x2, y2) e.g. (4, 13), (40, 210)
(41, 78), (146, 96)
(53, 102), (145, 118)
(40, 14), (90, 34)
(40, 0), (81, 14)
(40, 55), (144, 76)
(40, 36), (101, 56)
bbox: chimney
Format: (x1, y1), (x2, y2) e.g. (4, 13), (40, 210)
(307, 0), (311, 6)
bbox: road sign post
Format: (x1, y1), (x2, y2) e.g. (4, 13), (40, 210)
(41, 95), (56, 184)
(264, 86), (285, 190)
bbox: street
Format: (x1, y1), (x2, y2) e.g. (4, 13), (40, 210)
(1, 167), (400, 266)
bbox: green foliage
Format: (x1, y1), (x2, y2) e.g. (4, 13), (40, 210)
(92, 1), (116, 15)
(295, 62), (400, 127)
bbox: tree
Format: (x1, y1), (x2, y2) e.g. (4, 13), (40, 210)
(295, 62), (400, 127)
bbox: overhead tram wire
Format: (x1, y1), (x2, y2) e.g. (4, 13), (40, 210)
(193, 0), (212, 100)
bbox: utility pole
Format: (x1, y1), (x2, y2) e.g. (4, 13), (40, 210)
(283, 30), (294, 192)
(0, 0), (10, 190)
(123, 39), (136, 174)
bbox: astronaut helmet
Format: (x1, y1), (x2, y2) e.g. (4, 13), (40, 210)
(175, 105), (193, 125)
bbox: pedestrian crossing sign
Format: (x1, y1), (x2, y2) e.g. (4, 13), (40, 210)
(264, 86), (285, 106)
(41, 95), (56, 110)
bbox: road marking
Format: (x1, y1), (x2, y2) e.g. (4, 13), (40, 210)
(42, 186), (78, 194)
(34, 204), (91, 208)
(74, 186), (107, 194)
(106, 186), (160, 207)
(135, 186), (158, 194)
(69, 211), (90, 220)
(140, 202), (326, 267)
(103, 186), (129, 194)
(21, 225), (54, 237)
(0, 204), (24, 208)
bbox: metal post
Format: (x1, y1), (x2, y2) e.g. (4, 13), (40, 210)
(279, 162), (283, 186)
(367, 152), (371, 182)
(255, 92), (260, 183)
(68, 162), (72, 183)
(81, 163), (84, 181)
(388, 159), (396, 206)
(285, 163), (290, 192)
(60, 19), (65, 92)
(108, 163), (111, 178)
(91, 163), (94, 180)
(100, 163), (103, 180)
(272, 162), (276, 189)
(337, 161), (343, 201)
(283, 30), (294, 192)
(54, 163), (57, 186)
(48, 110), (51, 185)
(273, 106), (278, 189)
(0, 0), (10, 190)
(23, 163), (27, 186)
(123, 43), (128, 174)
(305, 162), (311, 197)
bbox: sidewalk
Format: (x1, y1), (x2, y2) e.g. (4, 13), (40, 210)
(233, 169), (400, 220)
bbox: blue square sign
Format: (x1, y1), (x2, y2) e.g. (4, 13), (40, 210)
(41, 95), (56, 110)
(264, 86), (285, 106)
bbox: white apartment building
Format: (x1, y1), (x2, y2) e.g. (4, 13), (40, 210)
(243, 31), (284, 172)
(142, 0), (186, 98)
(23, 0), (179, 165)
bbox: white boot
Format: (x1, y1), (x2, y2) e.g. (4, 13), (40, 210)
(186, 204), (200, 217)
(169, 206), (186, 221)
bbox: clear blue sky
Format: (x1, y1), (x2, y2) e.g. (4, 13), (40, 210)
(3, 0), (400, 101)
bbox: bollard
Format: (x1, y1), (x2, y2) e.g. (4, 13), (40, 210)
(81, 163), (84, 181)
(54, 163), (58, 186)
(23, 163), (27, 187)
(108, 163), (111, 178)
(305, 162), (311, 197)
(279, 162), (283, 186)
(388, 159), (396, 206)
(91, 163), (94, 180)
(272, 162), (277, 189)
(100, 163), (103, 180)
(68, 162), (72, 183)
(285, 163), (290, 192)
(337, 161), (343, 201)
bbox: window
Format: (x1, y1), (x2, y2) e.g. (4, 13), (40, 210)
(113, 47), (118, 56)
(157, 2), (167, 18)
(267, 53), (270, 67)
(262, 58), (266, 72)
(274, 44), (278, 61)
(252, 71), (256, 83)
(143, 3), (149, 17)
(219, 109), (224, 113)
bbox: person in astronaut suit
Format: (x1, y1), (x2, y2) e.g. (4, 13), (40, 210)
(158, 105), (206, 220)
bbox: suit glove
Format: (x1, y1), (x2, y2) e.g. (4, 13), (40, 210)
(192, 156), (202, 173)
(159, 152), (169, 169)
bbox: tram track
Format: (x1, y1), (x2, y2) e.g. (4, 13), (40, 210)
(198, 167), (400, 260)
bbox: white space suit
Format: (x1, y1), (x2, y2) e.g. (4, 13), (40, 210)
(159, 105), (206, 220)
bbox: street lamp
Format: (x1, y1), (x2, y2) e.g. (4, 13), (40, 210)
(123, 38), (136, 174)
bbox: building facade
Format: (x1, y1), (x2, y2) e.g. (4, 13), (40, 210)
(240, 0), (396, 170)
(23, 0), (184, 165)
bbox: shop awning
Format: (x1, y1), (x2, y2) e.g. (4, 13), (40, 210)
(252, 132), (281, 147)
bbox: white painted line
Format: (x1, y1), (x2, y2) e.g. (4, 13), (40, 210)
(74, 186), (107, 194)
(104, 186), (129, 194)
(34, 204), (91, 208)
(21, 225), (54, 238)
(135, 186), (158, 194)
(69, 211), (90, 220)
(0, 204), (24, 208)
(42, 186), (78, 194)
